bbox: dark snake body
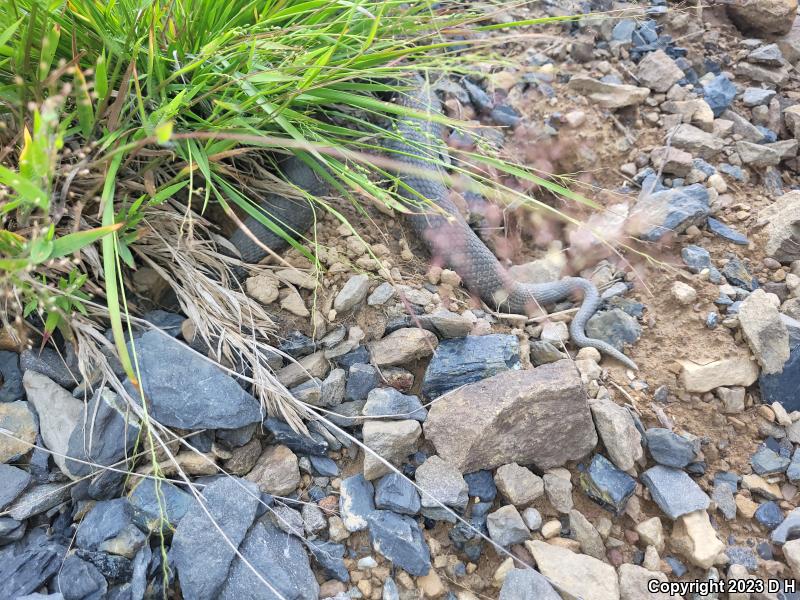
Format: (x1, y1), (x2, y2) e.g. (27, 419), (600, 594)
(230, 81), (638, 370)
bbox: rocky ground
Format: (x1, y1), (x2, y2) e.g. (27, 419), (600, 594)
(4, 0), (800, 599)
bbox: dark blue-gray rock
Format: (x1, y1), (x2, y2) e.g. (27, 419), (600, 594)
(788, 448), (800, 482)
(707, 217), (748, 245)
(760, 343), (800, 411)
(374, 473), (421, 515)
(16, 594), (64, 600)
(56, 554), (107, 600)
(216, 423), (256, 449)
(20, 347), (78, 389)
(0, 517), (26, 545)
(665, 556), (686, 577)
(585, 309), (642, 352)
(579, 454), (636, 515)
(7, 483), (71, 520)
(345, 363), (379, 402)
(74, 548), (133, 584)
(742, 87), (776, 107)
(76, 498), (134, 552)
(128, 478), (192, 532)
(464, 470), (497, 502)
(499, 568), (561, 600)
(712, 482), (736, 520)
(363, 388), (426, 422)
(367, 510), (431, 576)
(333, 345), (369, 369)
(751, 446), (790, 476)
(309, 455), (338, 477)
(0, 351), (23, 402)
(0, 531), (67, 598)
(278, 331), (316, 359)
(142, 309), (185, 337)
(307, 540), (349, 582)
(771, 507), (800, 545)
(463, 79), (492, 113)
(0, 465), (31, 511)
(755, 501), (784, 530)
(726, 545), (758, 571)
(383, 578), (400, 600)
(264, 417), (327, 456)
(124, 331), (262, 429)
(715, 471), (740, 490)
(422, 334), (520, 398)
(486, 505), (529, 547)
(703, 74), (737, 117)
(645, 428), (695, 468)
(218, 521), (319, 600)
(65, 388), (141, 479)
(721, 257), (758, 291)
(491, 105), (521, 128)
(339, 474), (375, 532)
(633, 184), (710, 241)
(706, 313), (719, 329)
(172, 477), (260, 600)
(612, 19), (636, 42)
(640, 465), (710, 520)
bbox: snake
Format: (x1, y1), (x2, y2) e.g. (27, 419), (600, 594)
(228, 78), (638, 371)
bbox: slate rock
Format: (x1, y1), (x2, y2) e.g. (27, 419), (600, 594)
(264, 417), (327, 456)
(20, 347), (78, 389)
(421, 334), (520, 398)
(424, 360), (597, 473)
(788, 448), (800, 482)
(362, 388), (427, 422)
(309, 455), (338, 477)
(632, 183), (710, 241)
(415, 455), (468, 514)
(345, 363), (379, 403)
(128, 478), (192, 532)
(712, 482), (737, 521)
(56, 554), (107, 600)
(771, 507), (800, 545)
(585, 309), (642, 352)
(172, 477), (260, 600)
(124, 331), (262, 429)
(703, 74), (737, 117)
(339, 474), (376, 532)
(7, 483), (71, 520)
(367, 511), (431, 576)
(756, 501), (784, 530)
(727, 545), (758, 571)
(0, 531), (67, 598)
(278, 331), (316, 359)
(499, 568), (561, 600)
(218, 521), (319, 600)
(464, 470), (497, 502)
(641, 465), (710, 520)
(0, 351), (23, 402)
(722, 257), (758, 291)
(645, 428), (695, 468)
(579, 454), (636, 515)
(760, 340), (800, 412)
(752, 446), (791, 475)
(707, 217), (748, 245)
(486, 505), (529, 547)
(76, 498), (135, 552)
(0, 465), (31, 511)
(374, 473), (421, 515)
(307, 540), (349, 583)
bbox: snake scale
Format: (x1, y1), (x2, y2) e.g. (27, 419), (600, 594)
(229, 79), (638, 371)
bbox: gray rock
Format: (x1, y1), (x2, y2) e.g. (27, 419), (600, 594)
(721, 257), (758, 291)
(362, 419), (421, 480)
(334, 274), (370, 313)
(56, 554), (107, 600)
(218, 521), (319, 600)
(544, 472), (573, 513)
(7, 483), (71, 520)
(308, 455), (338, 477)
(637, 50), (684, 92)
(339, 474), (375, 532)
(641, 465), (710, 519)
(0, 465), (31, 511)
(739, 289), (790, 374)
(707, 217), (748, 245)
(522, 507), (543, 532)
(301, 503), (327, 536)
(580, 454), (636, 515)
(632, 183), (710, 241)
(760, 190), (800, 263)
(345, 364), (379, 402)
(23, 371), (84, 478)
(751, 446), (790, 475)
(128, 478), (192, 532)
(0, 351), (23, 402)
(368, 282), (395, 306)
(742, 87), (776, 107)
(494, 463), (544, 506)
(569, 509), (606, 560)
(367, 510), (431, 576)
(172, 477), (260, 600)
(711, 482), (737, 520)
(567, 75), (650, 108)
(585, 309), (642, 352)
(0, 517), (26, 545)
(703, 74), (737, 117)
(307, 540), (348, 583)
(76, 498), (135, 552)
(415, 455), (468, 515)
(270, 504), (304, 537)
(0, 400), (37, 463)
(618, 563), (670, 600)
(374, 473), (420, 515)
(670, 124), (725, 159)
(264, 417), (328, 456)
(424, 360), (596, 473)
(788, 448), (800, 482)
(591, 399), (643, 472)
(20, 347), (78, 389)
(499, 568), (561, 600)
(320, 368), (346, 407)
(382, 578), (400, 600)
(645, 428), (695, 468)
(529, 341), (567, 366)
(487, 505), (529, 547)
(771, 507), (800, 545)
(125, 331), (262, 429)
(421, 334), (520, 398)
(749, 43), (784, 66)
(760, 331), (800, 412)
(420, 310), (473, 338)
(363, 387), (427, 422)
(737, 140), (782, 167)
(0, 531), (67, 598)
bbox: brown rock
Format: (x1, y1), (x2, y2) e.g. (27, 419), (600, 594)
(423, 360), (597, 472)
(369, 328), (438, 367)
(277, 351), (330, 388)
(246, 444), (300, 495)
(727, 0), (797, 37)
(0, 401), (36, 463)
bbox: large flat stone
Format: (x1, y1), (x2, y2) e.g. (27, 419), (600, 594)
(679, 354), (759, 393)
(526, 540), (620, 600)
(423, 360), (597, 473)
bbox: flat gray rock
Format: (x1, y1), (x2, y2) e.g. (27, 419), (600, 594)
(641, 465), (710, 520)
(499, 568), (561, 600)
(172, 477), (260, 600)
(0, 465), (31, 511)
(125, 331), (262, 429)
